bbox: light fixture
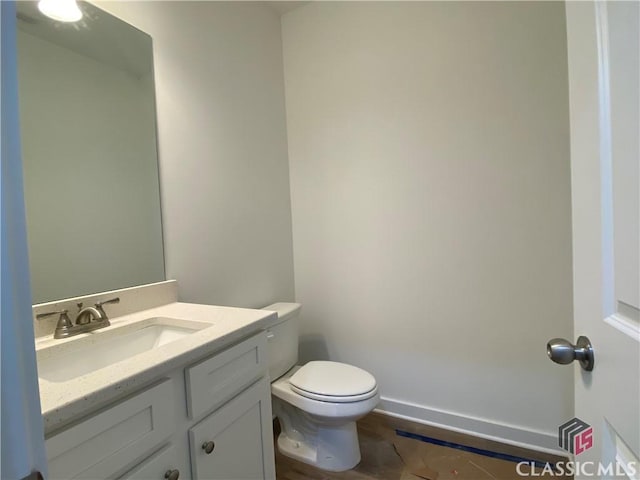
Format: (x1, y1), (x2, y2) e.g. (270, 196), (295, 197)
(38, 0), (83, 23)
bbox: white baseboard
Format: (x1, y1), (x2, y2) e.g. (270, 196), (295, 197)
(376, 396), (565, 457)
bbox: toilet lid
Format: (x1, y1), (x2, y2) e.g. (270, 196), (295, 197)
(289, 361), (377, 400)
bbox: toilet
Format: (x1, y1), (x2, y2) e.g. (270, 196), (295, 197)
(262, 303), (380, 472)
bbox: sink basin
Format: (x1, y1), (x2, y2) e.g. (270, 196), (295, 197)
(37, 317), (211, 383)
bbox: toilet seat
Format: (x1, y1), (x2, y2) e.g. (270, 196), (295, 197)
(288, 361), (378, 403)
(290, 384), (378, 403)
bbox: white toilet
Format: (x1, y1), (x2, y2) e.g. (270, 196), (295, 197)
(262, 303), (380, 472)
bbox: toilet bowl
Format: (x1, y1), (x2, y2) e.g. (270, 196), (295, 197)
(262, 303), (380, 472)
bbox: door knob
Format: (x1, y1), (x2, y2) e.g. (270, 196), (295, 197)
(546, 336), (594, 371)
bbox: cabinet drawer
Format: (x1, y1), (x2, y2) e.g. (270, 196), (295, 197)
(186, 332), (266, 419)
(119, 444), (188, 480)
(46, 380), (175, 480)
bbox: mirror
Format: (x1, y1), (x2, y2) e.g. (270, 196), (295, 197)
(16, 1), (165, 304)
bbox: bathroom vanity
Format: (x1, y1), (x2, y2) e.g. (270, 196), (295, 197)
(19, 3), (278, 478)
(34, 281), (277, 480)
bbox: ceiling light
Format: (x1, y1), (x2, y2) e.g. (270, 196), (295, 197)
(38, 0), (83, 23)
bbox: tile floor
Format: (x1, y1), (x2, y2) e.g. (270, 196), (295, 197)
(274, 412), (571, 480)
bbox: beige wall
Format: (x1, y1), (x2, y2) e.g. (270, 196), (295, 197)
(282, 2), (573, 451)
(98, 1), (296, 308)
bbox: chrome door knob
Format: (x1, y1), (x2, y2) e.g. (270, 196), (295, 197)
(547, 336), (594, 371)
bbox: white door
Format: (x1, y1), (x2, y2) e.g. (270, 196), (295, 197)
(1, 1), (48, 478)
(565, 1), (639, 478)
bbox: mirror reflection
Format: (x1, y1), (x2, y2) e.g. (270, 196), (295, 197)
(16, 1), (165, 304)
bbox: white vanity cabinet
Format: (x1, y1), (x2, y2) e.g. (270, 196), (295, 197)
(45, 331), (275, 480)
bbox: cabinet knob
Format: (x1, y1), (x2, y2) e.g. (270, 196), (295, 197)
(164, 469), (179, 480)
(202, 441), (215, 454)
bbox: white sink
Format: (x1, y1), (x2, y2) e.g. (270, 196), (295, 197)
(37, 317), (211, 383)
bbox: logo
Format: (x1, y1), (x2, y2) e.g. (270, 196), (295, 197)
(516, 461), (638, 477)
(558, 417), (593, 454)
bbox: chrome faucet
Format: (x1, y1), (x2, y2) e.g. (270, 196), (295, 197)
(37, 297), (120, 339)
(75, 303), (103, 325)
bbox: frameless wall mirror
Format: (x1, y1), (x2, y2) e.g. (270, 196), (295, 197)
(16, 1), (165, 304)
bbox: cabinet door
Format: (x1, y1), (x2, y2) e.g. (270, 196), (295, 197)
(189, 377), (275, 480)
(118, 443), (189, 480)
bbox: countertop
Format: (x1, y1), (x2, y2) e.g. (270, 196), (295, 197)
(36, 301), (276, 435)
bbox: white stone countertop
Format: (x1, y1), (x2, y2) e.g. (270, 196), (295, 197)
(36, 301), (276, 436)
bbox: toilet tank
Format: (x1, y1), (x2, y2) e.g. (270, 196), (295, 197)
(262, 302), (301, 381)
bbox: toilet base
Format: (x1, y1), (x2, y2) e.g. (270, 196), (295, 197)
(277, 420), (361, 472)
(271, 366), (379, 472)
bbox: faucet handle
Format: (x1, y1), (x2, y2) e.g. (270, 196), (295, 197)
(55, 310), (73, 330)
(36, 309), (69, 320)
(95, 297), (119, 321)
(95, 297), (120, 308)
(37, 310), (74, 339)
